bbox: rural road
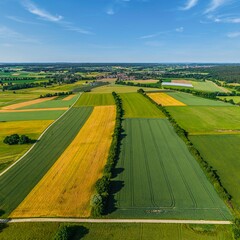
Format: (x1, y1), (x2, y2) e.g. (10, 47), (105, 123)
(0, 218), (232, 225)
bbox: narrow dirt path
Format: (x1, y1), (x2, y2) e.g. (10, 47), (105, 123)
(0, 218), (232, 225)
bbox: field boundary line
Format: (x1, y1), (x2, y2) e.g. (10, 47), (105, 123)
(0, 218), (232, 225)
(0, 93), (81, 177)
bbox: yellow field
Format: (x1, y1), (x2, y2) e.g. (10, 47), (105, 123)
(2, 97), (56, 110)
(0, 120), (53, 163)
(0, 108), (68, 113)
(11, 105), (116, 218)
(147, 93), (186, 106)
(62, 94), (75, 101)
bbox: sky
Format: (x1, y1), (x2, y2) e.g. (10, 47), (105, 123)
(0, 0), (240, 62)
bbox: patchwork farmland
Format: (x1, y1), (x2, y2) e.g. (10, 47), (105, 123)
(0, 63), (239, 239)
(11, 106), (116, 217)
(147, 92), (186, 106)
(0, 107), (93, 216)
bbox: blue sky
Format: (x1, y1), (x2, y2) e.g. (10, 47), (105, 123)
(0, 0), (240, 62)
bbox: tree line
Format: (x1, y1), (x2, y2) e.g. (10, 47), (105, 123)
(91, 92), (123, 216)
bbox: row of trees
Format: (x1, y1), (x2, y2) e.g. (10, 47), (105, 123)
(91, 92), (123, 216)
(116, 80), (161, 88)
(39, 91), (72, 98)
(139, 89), (232, 203)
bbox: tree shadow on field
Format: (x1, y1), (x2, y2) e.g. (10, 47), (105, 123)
(69, 225), (89, 240)
(0, 222), (8, 234)
(106, 180), (124, 215)
(105, 124), (126, 215)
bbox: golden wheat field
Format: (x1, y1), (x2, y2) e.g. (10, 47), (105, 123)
(147, 93), (186, 106)
(0, 120), (53, 136)
(62, 94), (76, 101)
(2, 97), (56, 110)
(0, 120), (53, 163)
(11, 105), (116, 218)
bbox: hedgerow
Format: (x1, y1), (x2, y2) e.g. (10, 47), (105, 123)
(91, 92), (123, 216)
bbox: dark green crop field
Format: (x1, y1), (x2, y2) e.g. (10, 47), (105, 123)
(74, 93), (115, 106)
(190, 134), (240, 212)
(0, 110), (65, 121)
(109, 118), (232, 220)
(0, 222), (233, 240)
(166, 106), (240, 135)
(0, 107), (93, 217)
(167, 92), (231, 106)
(119, 93), (165, 118)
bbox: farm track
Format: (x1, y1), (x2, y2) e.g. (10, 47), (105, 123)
(0, 218), (232, 225)
(0, 107), (93, 216)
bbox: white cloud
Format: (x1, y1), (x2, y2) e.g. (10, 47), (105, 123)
(106, 8), (115, 15)
(205, 0), (228, 13)
(176, 27), (184, 32)
(7, 15), (40, 25)
(180, 0), (198, 10)
(0, 26), (39, 43)
(227, 31), (240, 38)
(21, 0), (93, 35)
(139, 28), (184, 39)
(62, 22), (93, 35)
(140, 33), (161, 39)
(22, 0), (62, 22)
(145, 41), (164, 47)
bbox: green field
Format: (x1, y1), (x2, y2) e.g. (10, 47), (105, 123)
(0, 93), (39, 108)
(191, 81), (228, 93)
(190, 134), (240, 211)
(74, 93), (115, 106)
(0, 222), (233, 240)
(167, 92), (230, 106)
(120, 93), (165, 118)
(166, 106), (240, 135)
(19, 94), (79, 109)
(109, 118), (232, 220)
(218, 96), (240, 104)
(0, 110), (65, 121)
(0, 107), (93, 217)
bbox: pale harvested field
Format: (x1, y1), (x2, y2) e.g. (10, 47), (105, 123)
(11, 105), (116, 218)
(147, 93), (186, 106)
(172, 80), (191, 84)
(0, 108), (68, 113)
(62, 95), (75, 101)
(130, 79), (159, 84)
(2, 97), (56, 110)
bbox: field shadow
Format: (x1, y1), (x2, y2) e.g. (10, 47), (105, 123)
(69, 225), (89, 240)
(106, 180), (124, 215)
(0, 222), (8, 233)
(0, 209), (5, 217)
(111, 167), (124, 178)
(105, 121), (126, 215)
